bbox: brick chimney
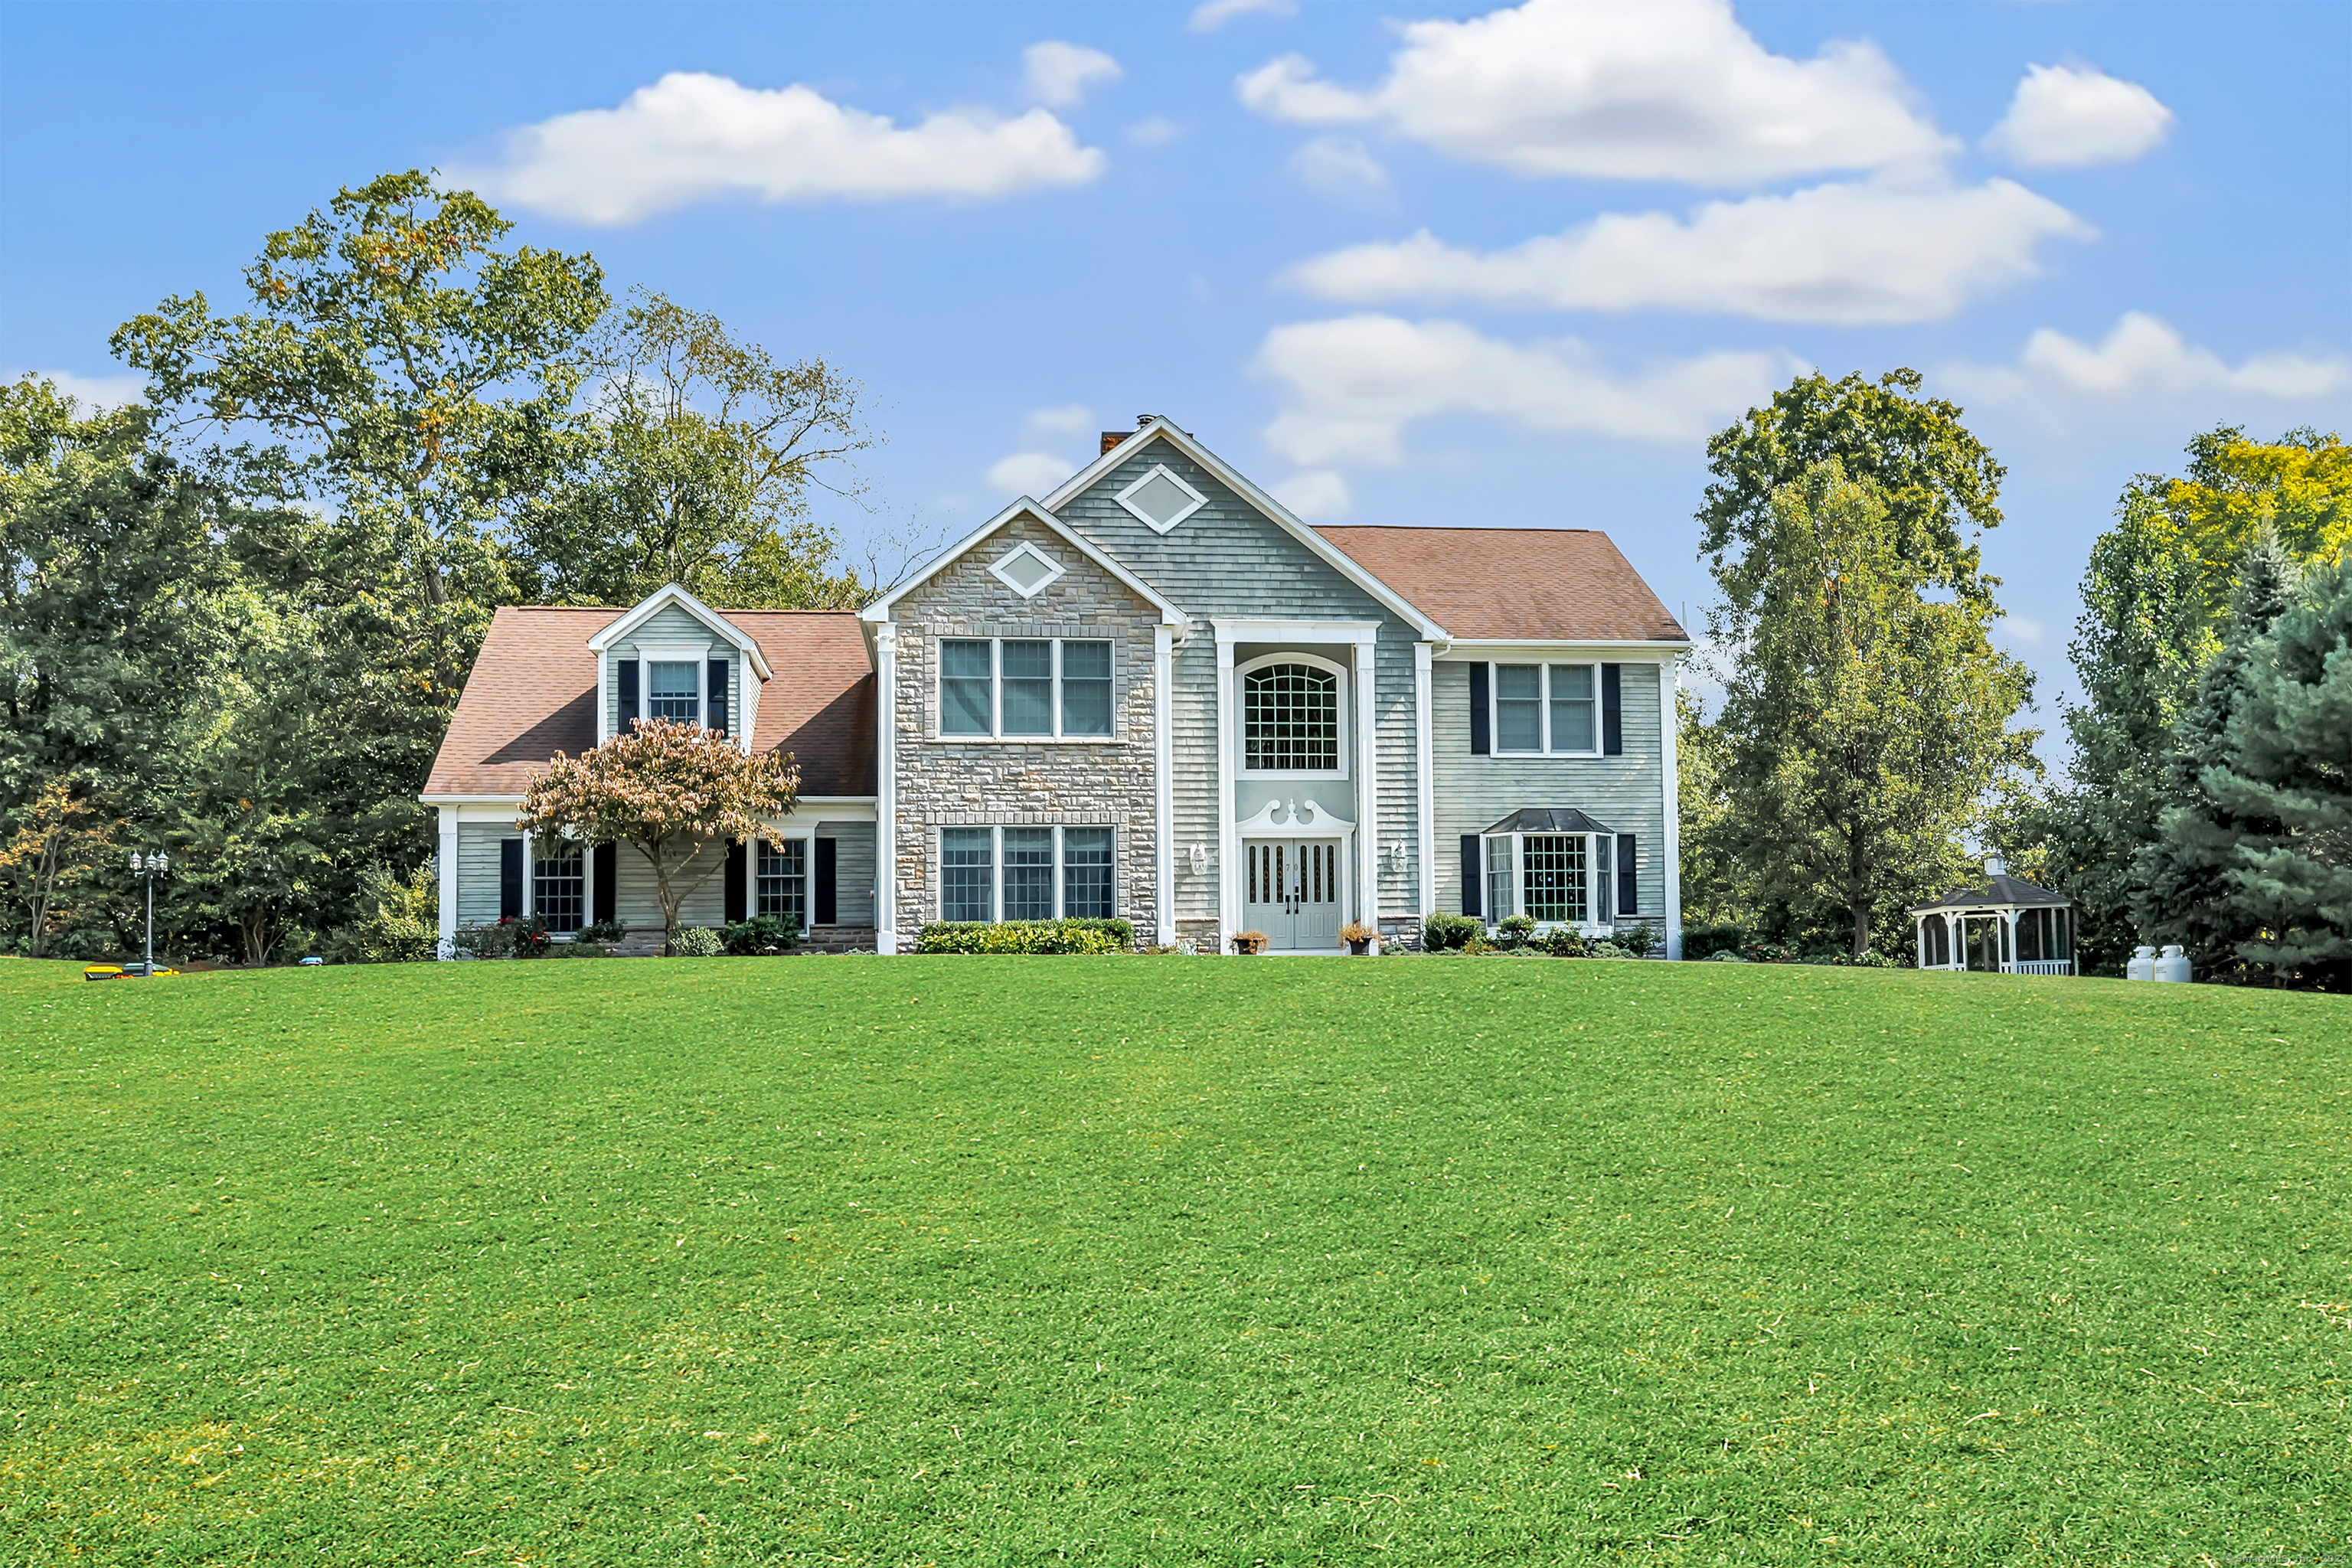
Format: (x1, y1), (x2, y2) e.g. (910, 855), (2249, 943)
(1099, 430), (1129, 456)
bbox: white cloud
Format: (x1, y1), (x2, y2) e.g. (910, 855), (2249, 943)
(1984, 64), (2172, 169)
(464, 70), (1106, 225)
(985, 451), (1080, 496)
(1191, 0), (1296, 33)
(1022, 403), (1096, 437)
(10, 368), (145, 409)
(1949, 312), (2350, 403)
(1271, 469), (1354, 521)
(1236, 0), (1950, 186)
(1253, 314), (1800, 466)
(1288, 136), (1391, 202)
(1023, 42), (1122, 109)
(1285, 176), (2089, 325)
(1125, 116), (1184, 147)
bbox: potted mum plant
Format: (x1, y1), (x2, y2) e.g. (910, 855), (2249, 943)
(1231, 929), (1269, 955)
(1339, 919), (1377, 956)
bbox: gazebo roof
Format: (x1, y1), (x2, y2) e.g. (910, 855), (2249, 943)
(1482, 807), (1619, 836)
(1909, 871), (2073, 914)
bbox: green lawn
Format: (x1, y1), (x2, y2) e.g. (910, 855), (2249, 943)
(2, 956), (2345, 1566)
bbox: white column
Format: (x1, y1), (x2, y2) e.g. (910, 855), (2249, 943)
(1661, 656), (1684, 961)
(436, 805), (460, 959)
(519, 828), (534, 919)
(1154, 624), (1176, 948)
(1413, 642), (1435, 926)
(1354, 634), (1380, 949)
(1216, 633), (1238, 946)
(874, 623), (899, 955)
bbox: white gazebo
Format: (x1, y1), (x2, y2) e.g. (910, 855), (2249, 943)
(1910, 860), (2076, 975)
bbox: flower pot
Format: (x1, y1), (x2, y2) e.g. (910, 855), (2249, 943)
(1232, 935), (1267, 955)
(1347, 938), (1370, 956)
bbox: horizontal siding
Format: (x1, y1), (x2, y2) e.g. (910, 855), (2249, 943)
(1170, 634), (1220, 920)
(613, 838), (730, 934)
(816, 822), (876, 925)
(1430, 658), (1671, 920)
(456, 822), (513, 928)
(1374, 629), (1420, 915)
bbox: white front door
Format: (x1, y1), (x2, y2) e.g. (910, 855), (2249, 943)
(1242, 840), (1344, 951)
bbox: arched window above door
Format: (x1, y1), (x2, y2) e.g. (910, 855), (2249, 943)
(1242, 658), (1341, 773)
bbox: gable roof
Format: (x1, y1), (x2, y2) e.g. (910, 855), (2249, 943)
(1315, 525), (1690, 645)
(585, 583), (774, 680)
(1044, 420), (1446, 639)
(423, 606), (874, 799)
(1909, 872), (2073, 913)
(861, 497), (1189, 625)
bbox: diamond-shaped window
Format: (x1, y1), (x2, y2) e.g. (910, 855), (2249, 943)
(989, 541), (1065, 598)
(1116, 463), (1207, 534)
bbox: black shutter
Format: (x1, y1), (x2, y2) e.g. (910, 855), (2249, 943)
(1602, 664), (1622, 755)
(708, 658), (729, 735)
(724, 840), (747, 924)
(815, 838), (838, 926)
(1459, 834), (1481, 917)
(618, 658), (640, 730)
(1468, 662), (1490, 755)
(500, 838), (523, 919)
(593, 842), (617, 924)
(1616, 835), (1638, 916)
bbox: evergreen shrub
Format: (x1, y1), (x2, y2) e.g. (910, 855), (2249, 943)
(914, 919), (1133, 955)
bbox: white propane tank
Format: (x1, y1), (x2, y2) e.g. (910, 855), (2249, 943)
(2154, 944), (2192, 983)
(2127, 945), (2157, 982)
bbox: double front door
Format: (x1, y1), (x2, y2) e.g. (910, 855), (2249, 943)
(1243, 839), (1343, 951)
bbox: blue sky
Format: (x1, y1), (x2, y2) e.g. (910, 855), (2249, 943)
(6, 1), (2348, 737)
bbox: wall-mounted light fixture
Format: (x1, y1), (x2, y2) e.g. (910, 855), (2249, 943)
(1188, 843), (1210, 875)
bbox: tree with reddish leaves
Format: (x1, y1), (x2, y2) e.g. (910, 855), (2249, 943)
(517, 719), (797, 952)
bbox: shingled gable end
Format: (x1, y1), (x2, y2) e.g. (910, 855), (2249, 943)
(420, 417), (1690, 960)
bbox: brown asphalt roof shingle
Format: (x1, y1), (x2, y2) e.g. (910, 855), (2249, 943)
(1315, 525), (1689, 643)
(422, 606), (876, 799)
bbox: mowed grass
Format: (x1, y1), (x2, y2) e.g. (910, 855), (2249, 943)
(1, 958), (2346, 1566)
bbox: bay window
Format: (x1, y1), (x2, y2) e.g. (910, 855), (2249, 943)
(1478, 809), (1626, 930)
(939, 638), (1115, 739)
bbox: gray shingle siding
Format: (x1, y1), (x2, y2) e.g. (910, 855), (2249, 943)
(1430, 658), (1671, 920)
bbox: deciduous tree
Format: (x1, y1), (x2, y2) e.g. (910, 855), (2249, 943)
(516, 719), (799, 950)
(1702, 459), (2037, 957)
(511, 292), (870, 610)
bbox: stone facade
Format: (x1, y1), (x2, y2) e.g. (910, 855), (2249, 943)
(889, 512), (1163, 946)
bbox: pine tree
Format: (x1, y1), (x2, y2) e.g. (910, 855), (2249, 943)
(2134, 529), (2300, 977)
(2201, 554), (2352, 988)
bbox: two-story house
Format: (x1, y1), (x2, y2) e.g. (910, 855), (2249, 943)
(421, 416), (1691, 956)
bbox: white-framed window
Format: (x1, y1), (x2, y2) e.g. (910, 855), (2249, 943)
(1113, 462), (1207, 534)
(937, 637), (1115, 740)
(1481, 831), (1615, 929)
(646, 659), (701, 723)
(938, 825), (1117, 922)
(988, 541), (1067, 599)
(1240, 653), (1345, 776)
(533, 842), (586, 933)
(1491, 662), (1601, 756)
(756, 838), (806, 925)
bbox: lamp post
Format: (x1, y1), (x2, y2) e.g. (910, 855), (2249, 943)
(127, 849), (170, 977)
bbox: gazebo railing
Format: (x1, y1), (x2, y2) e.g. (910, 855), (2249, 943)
(2008, 959), (2073, 976)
